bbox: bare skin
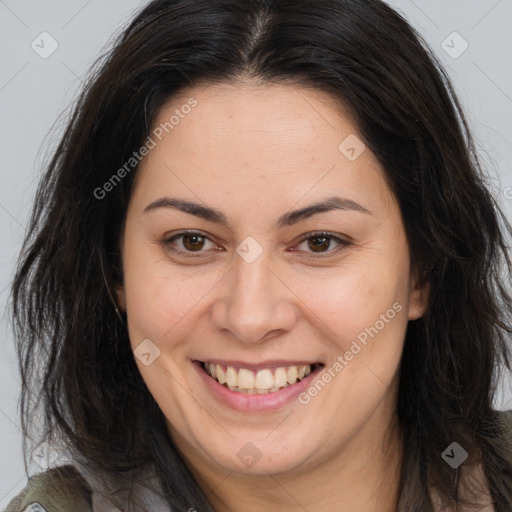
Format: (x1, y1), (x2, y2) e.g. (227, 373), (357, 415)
(116, 80), (429, 511)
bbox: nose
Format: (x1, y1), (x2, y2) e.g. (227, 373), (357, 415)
(210, 246), (297, 344)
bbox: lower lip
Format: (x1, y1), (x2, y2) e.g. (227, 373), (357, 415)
(193, 361), (324, 412)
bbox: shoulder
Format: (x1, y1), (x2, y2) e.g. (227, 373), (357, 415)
(4, 461), (173, 512)
(499, 408), (512, 428)
(500, 408), (512, 452)
(3, 465), (92, 512)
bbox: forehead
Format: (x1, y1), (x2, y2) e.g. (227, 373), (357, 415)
(131, 81), (392, 216)
(152, 81), (353, 155)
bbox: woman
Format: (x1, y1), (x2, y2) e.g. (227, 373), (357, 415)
(5, 0), (512, 510)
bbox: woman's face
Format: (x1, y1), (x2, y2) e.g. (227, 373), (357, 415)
(116, 81), (428, 477)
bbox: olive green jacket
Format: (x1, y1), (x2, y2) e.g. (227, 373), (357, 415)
(4, 410), (512, 512)
(2, 463), (172, 512)
(2, 465), (93, 512)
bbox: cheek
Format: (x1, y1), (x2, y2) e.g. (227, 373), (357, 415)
(121, 239), (205, 344)
(298, 257), (410, 345)
(122, 243), (234, 357)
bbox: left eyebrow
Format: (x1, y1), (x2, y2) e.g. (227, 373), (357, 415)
(143, 195), (373, 230)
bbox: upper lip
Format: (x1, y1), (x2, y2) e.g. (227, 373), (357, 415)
(196, 359), (323, 371)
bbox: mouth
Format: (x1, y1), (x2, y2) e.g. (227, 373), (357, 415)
(198, 361), (323, 395)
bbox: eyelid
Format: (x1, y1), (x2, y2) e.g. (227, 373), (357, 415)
(161, 230), (352, 258)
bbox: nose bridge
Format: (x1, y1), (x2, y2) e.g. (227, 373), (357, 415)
(233, 249), (271, 309)
(212, 241), (295, 343)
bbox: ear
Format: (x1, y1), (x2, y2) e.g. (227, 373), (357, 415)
(408, 268), (430, 321)
(115, 284), (126, 312)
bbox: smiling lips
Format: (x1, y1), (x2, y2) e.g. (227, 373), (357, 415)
(201, 362), (321, 394)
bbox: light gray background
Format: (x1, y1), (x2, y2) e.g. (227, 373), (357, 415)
(0, 0), (511, 505)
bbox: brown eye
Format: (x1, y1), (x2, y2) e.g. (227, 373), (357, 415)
(295, 231), (352, 258)
(181, 233), (206, 251)
(307, 235), (332, 253)
(162, 231), (217, 256)
(162, 230), (351, 259)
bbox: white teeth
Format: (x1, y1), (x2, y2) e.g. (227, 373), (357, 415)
(226, 366), (237, 387)
(255, 369), (274, 390)
(238, 368), (254, 389)
(216, 366), (226, 384)
(274, 367), (287, 388)
(203, 362), (316, 394)
(287, 366), (298, 385)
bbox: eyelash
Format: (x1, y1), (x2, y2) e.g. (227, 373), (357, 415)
(161, 230), (352, 259)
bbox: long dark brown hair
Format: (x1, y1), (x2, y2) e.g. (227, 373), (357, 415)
(10, 0), (512, 510)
